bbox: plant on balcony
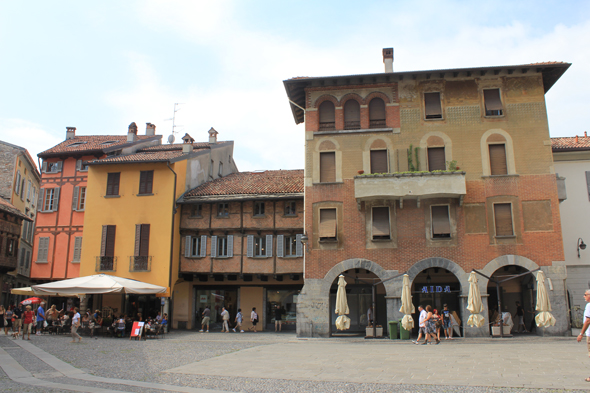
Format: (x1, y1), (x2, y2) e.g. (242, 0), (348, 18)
(446, 160), (458, 171)
(407, 144), (420, 172)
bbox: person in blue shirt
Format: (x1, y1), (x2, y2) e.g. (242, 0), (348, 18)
(36, 302), (46, 335)
(441, 304), (453, 340)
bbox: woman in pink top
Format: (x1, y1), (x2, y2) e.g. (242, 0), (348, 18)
(23, 305), (34, 340)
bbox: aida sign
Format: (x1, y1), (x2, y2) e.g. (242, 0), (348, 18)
(421, 285), (452, 294)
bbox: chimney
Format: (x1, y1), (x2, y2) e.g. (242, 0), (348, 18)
(146, 122), (156, 136)
(127, 122), (138, 142)
(585, 131), (588, 138)
(383, 48), (394, 73)
(208, 127), (218, 144)
(575, 135), (579, 144)
(66, 127), (76, 140)
(181, 133), (195, 154)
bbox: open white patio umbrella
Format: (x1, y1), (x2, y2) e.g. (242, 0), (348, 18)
(399, 274), (415, 330)
(467, 272), (485, 328)
(535, 271), (556, 328)
(334, 275), (350, 330)
(11, 287), (78, 297)
(31, 274), (167, 295)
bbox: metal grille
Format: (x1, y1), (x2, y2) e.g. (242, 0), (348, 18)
(129, 256), (151, 272)
(96, 256), (117, 272)
(344, 121), (360, 130)
(319, 122), (335, 131)
(369, 119), (386, 128)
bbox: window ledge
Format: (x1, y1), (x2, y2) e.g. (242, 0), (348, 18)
(104, 195), (121, 198)
(424, 117), (444, 121)
(212, 256), (231, 259)
(319, 239), (338, 243)
(71, 261), (80, 264)
(281, 256), (302, 259)
(371, 238), (392, 242)
(314, 127), (396, 135)
(216, 215), (230, 218)
(481, 174), (519, 179)
(430, 237), (453, 241)
(186, 256), (205, 259)
(136, 193), (154, 197)
(313, 182), (344, 185)
(283, 214), (297, 218)
(483, 115), (505, 119)
(495, 235), (516, 239)
(253, 215), (266, 218)
(35, 261), (48, 264)
(252, 256), (270, 259)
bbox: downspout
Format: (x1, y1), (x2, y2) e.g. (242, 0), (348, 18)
(166, 162), (177, 327)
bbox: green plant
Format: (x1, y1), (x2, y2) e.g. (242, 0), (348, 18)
(407, 144), (421, 172)
(446, 160), (458, 171)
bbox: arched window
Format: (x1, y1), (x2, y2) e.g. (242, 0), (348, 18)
(344, 100), (360, 130)
(318, 101), (335, 131)
(369, 98), (386, 128)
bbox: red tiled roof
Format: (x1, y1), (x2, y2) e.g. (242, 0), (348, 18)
(527, 61), (569, 66)
(88, 149), (203, 165)
(38, 135), (157, 157)
(140, 142), (211, 151)
(0, 198), (31, 221)
(184, 170), (304, 199)
(552, 134), (590, 151)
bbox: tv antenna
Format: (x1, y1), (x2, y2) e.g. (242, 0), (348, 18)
(164, 103), (184, 144)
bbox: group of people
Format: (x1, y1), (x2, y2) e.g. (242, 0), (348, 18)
(414, 304), (454, 345)
(106, 311), (168, 338)
(201, 306), (275, 333)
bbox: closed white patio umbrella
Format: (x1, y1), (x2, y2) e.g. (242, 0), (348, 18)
(467, 271), (485, 328)
(32, 274), (167, 296)
(399, 274), (415, 331)
(335, 275), (351, 331)
(535, 271), (556, 328)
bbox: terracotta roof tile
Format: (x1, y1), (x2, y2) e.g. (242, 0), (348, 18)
(184, 170), (304, 199)
(140, 142), (212, 151)
(552, 134), (590, 151)
(0, 198), (31, 221)
(38, 135), (156, 157)
(88, 149), (200, 165)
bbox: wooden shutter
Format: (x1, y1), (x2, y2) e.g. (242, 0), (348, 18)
(424, 92), (442, 118)
(369, 98), (386, 120)
(139, 224), (150, 256)
(42, 162), (47, 173)
(139, 171), (153, 194)
(227, 235), (234, 257)
(101, 226), (108, 257)
(38, 188), (45, 211)
(184, 236), (191, 257)
(200, 235), (207, 257)
(107, 173), (120, 195)
(266, 235), (273, 257)
(319, 209), (337, 238)
(494, 204), (513, 236)
(38, 237), (49, 262)
(211, 236), (218, 257)
(370, 150), (388, 174)
(586, 171), (590, 201)
(247, 235), (254, 257)
(76, 160), (81, 171)
(319, 101), (335, 123)
(105, 225), (116, 257)
(320, 152), (336, 183)
(56, 161), (63, 172)
(431, 206), (451, 236)
(73, 237), (82, 262)
(277, 235), (284, 257)
(484, 89), (503, 111)
(52, 188), (60, 211)
(372, 207), (390, 238)
(296, 234), (303, 257)
(344, 100), (360, 122)
(72, 186), (79, 210)
(134, 225), (142, 256)
(489, 144), (508, 175)
(428, 147), (446, 171)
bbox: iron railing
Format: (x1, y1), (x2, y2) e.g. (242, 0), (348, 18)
(129, 256), (152, 272)
(95, 256), (117, 272)
(319, 122), (335, 131)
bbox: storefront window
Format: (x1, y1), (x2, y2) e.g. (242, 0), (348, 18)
(194, 289), (238, 329)
(266, 289), (298, 329)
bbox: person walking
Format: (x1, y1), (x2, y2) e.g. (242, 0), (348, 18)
(70, 307), (82, 343)
(233, 308), (244, 332)
(5, 305), (13, 335)
(515, 301), (528, 333)
(433, 309), (442, 342)
(441, 304), (453, 339)
(421, 305), (440, 345)
(200, 306), (210, 332)
(36, 302), (46, 335)
(12, 304), (22, 337)
(0, 305), (6, 334)
(274, 305), (283, 332)
(23, 305), (34, 340)
(220, 307), (230, 333)
(577, 290), (590, 381)
(413, 305), (427, 344)
(248, 307), (258, 332)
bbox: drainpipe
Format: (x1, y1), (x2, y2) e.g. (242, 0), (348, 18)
(166, 162), (178, 327)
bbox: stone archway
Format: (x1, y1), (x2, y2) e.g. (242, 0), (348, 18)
(405, 257), (469, 296)
(478, 255), (540, 288)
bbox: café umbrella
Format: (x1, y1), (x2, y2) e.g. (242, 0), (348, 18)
(31, 274), (167, 295)
(399, 274), (415, 331)
(535, 271), (556, 328)
(20, 297), (44, 305)
(466, 272), (485, 328)
(334, 275), (351, 330)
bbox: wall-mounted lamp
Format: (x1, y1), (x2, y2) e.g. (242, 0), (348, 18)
(578, 238), (586, 258)
(300, 234), (310, 253)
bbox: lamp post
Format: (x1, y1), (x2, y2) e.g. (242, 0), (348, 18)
(578, 238), (586, 258)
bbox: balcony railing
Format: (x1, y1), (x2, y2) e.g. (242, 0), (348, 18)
(95, 256), (117, 272)
(344, 121), (360, 130)
(129, 256), (152, 272)
(319, 122), (335, 131)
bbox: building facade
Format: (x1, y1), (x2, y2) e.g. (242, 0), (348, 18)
(285, 49), (570, 337)
(176, 170), (304, 330)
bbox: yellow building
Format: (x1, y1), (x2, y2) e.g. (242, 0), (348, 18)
(79, 125), (236, 323)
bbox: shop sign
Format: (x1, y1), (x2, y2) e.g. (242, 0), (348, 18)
(421, 285), (451, 294)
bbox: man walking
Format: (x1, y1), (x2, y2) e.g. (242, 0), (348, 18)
(200, 306), (210, 333)
(36, 302), (45, 335)
(413, 305), (427, 344)
(274, 305), (283, 332)
(577, 290), (590, 381)
(515, 301), (528, 333)
(12, 304), (22, 337)
(441, 304), (453, 339)
(220, 307), (230, 333)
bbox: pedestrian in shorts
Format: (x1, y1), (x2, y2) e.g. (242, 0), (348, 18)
(441, 304), (453, 339)
(200, 306), (210, 333)
(233, 308), (244, 332)
(413, 305), (427, 344)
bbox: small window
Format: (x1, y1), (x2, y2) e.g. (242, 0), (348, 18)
(99, 225), (116, 271)
(218, 203), (229, 217)
(209, 160), (214, 179)
(72, 186), (86, 211)
(14, 170), (21, 195)
(77, 160), (89, 172)
(191, 236), (202, 257)
(427, 147), (446, 171)
(319, 152), (336, 183)
(319, 101), (335, 131)
(72, 237), (83, 263)
(44, 161), (62, 173)
(26, 180), (31, 201)
(218, 162), (223, 177)
(106, 173), (121, 196)
(37, 237), (50, 262)
(138, 171), (154, 195)
(494, 203), (514, 237)
(489, 144), (508, 175)
(284, 201), (297, 216)
(484, 89), (503, 116)
(369, 98), (386, 128)
(319, 208), (337, 241)
(431, 205), (451, 238)
(20, 179), (25, 201)
(6, 238), (15, 257)
(254, 237), (266, 257)
(372, 207), (390, 240)
(67, 141), (87, 147)
(100, 140), (118, 146)
(424, 92), (442, 119)
(370, 150), (388, 174)
(217, 236), (229, 257)
(344, 100), (360, 130)
(254, 202), (265, 216)
(191, 204), (203, 217)
(284, 236), (297, 256)
(43, 188), (60, 212)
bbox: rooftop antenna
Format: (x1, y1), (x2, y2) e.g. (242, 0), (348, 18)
(164, 103), (184, 144)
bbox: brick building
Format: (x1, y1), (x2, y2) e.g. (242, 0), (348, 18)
(284, 49), (570, 337)
(176, 169), (304, 330)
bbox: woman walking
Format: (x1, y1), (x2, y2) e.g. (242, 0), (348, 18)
(249, 307), (258, 332)
(0, 305), (5, 334)
(4, 305), (13, 335)
(421, 305), (440, 345)
(70, 307), (82, 343)
(23, 305), (34, 340)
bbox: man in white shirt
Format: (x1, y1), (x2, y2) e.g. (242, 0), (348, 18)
(413, 305), (427, 344)
(70, 307), (82, 343)
(577, 290), (590, 381)
(220, 307), (230, 333)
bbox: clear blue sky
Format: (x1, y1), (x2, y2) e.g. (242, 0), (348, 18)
(1, 0), (589, 171)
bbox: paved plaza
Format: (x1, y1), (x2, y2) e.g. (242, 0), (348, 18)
(0, 330), (589, 392)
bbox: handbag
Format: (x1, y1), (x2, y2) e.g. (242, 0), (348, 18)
(43, 320), (48, 328)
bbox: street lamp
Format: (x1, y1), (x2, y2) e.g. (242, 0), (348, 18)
(578, 238), (586, 258)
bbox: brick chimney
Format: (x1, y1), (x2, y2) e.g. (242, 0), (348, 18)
(127, 122), (138, 142)
(383, 48), (393, 73)
(146, 122), (156, 136)
(208, 127), (218, 144)
(182, 133), (195, 154)
(66, 127), (76, 140)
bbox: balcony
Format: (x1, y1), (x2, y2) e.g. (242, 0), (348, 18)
(129, 256), (152, 272)
(354, 171), (467, 206)
(95, 256), (117, 272)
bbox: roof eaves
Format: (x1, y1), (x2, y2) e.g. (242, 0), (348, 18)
(180, 192), (304, 204)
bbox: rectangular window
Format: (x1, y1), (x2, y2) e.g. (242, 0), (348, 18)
(191, 236), (202, 257)
(217, 236), (228, 257)
(210, 235), (233, 258)
(372, 206), (391, 240)
(26, 180), (31, 201)
(72, 237), (83, 263)
(586, 171), (590, 201)
(72, 186), (86, 211)
(218, 162), (223, 177)
(431, 205), (451, 238)
(185, 235), (207, 258)
(134, 224), (150, 257)
(370, 150), (388, 174)
(254, 201), (265, 216)
(284, 236), (297, 256)
(20, 179), (25, 201)
(191, 204), (203, 217)
(319, 152), (336, 183)
(26, 250), (31, 269)
(37, 237), (50, 262)
(494, 203), (514, 237)
(489, 144), (508, 175)
(424, 92), (442, 119)
(106, 173), (121, 196)
(427, 147), (446, 171)
(42, 188), (60, 212)
(6, 238), (15, 257)
(138, 171), (153, 195)
(218, 203), (229, 217)
(99, 225), (116, 271)
(319, 208), (337, 241)
(484, 88), (503, 116)
(284, 201), (297, 216)
(76, 159), (89, 172)
(14, 170), (21, 195)
(254, 237), (266, 257)
(43, 161), (62, 173)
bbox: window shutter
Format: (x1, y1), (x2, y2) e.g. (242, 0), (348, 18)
(42, 162), (47, 173)
(319, 101), (335, 123)
(277, 235), (284, 257)
(247, 235), (254, 257)
(427, 147), (446, 171)
(139, 224), (150, 256)
(38, 188), (45, 211)
(52, 188), (60, 211)
(424, 92), (442, 118)
(72, 186), (79, 210)
(227, 235), (234, 257)
(76, 160), (81, 171)
(20, 180), (25, 201)
(319, 209), (337, 238)
(494, 204), (513, 236)
(184, 236), (191, 257)
(344, 100), (360, 122)
(134, 225), (142, 256)
(211, 236), (218, 258)
(200, 235), (207, 257)
(586, 171), (590, 201)
(56, 161), (63, 172)
(370, 150), (388, 174)
(369, 98), (386, 121)
(372, 207), (390, 238)
(15, 171), (20, 194)
(105, 225), (116, 257)
(266, 235), (273, 257)
(26, 181), (31, 200)
(73, 237), (82, 262)
(101, 226), (108, 256)
(319, 152), (336, 183)
(38, 237), (49, 262)
(296, 234), (303, 257)
(484, 89), (503, 111)
(489, 144), (508, 175)
(431, 206), (451, 235)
